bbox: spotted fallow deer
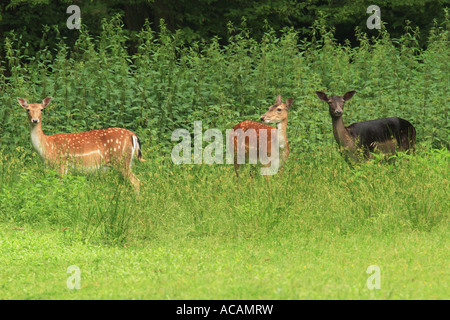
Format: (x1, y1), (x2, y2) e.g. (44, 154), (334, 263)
(231, 95), (293, 177)
(315, 91), (416, 159)
(18, 97), (144, 191)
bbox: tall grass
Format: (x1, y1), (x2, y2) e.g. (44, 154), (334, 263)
(0, 147), (447, 245)
(0, 14), (448, 246)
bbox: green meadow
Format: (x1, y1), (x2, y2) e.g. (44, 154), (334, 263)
(0, 147), (448, 299)
(0, 15), (448, 299)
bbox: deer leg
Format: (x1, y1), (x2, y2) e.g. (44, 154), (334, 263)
(234, 160), (239, 178)
(58, 163), (67, 175)
(261, 163), (271, 181)
(234, 163), (240, 178)
(119, 167), (140, 193)
(116, 153), (141, 193)
(128, 171), (141, 194)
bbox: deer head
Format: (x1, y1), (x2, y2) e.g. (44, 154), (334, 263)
(18, 97), (52, 125)
(260, 95), (293, 123)
(316, 91), (355, 118)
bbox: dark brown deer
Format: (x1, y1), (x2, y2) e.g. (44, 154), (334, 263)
(316, 91), (416, 159)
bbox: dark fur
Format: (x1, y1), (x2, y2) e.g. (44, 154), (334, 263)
(347, 117), (416, 153)
(132, 136), (143, 159)
(316, 90), (416, 157)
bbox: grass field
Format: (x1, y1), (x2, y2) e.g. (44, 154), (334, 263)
(0, 147), (448, 299)
(0, 15), (448, 300)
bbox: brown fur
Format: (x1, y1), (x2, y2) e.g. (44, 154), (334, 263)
(18, 97), (143, 192)
(231, 95), (293, 176)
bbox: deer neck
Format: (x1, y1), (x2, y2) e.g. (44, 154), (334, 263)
(277, 119), (288, 149)
(331, 116), (354, 150)
(277, 118), (289, 164)
(30, 123), (47, 158)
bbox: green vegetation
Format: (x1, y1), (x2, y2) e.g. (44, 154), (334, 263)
(1, 0), (448, 52)
(1, 14), (449, 154)
(0, 148), (448, 299)
(0, 12), (448, 299)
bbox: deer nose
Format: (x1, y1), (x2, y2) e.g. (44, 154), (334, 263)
(32, 119), (39, 123)
(260, 116), (265, 121)
(335, 110), (343, 116)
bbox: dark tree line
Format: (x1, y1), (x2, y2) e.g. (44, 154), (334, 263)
(0, 0), (448, 57)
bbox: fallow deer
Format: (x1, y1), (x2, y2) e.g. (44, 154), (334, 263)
(231, 95), (293, 176)
(18, 97), (144, 191)
(316, 91), (416, 159)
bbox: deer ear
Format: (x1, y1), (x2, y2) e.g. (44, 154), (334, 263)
(315, 91), (328, 102)
(275, 95), (282, 105)
(343, 91), (356, 101)
(17, 98), (28, 109)
(286, 98), (293, 110)
(42, 97), (52, 108)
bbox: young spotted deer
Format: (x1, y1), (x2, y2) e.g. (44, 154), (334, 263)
(316, 91), (416, 159)
(18, 97), (144, 192)
(231, 95), (293, 176)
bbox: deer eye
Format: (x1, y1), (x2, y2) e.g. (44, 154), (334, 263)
(277, 108), (282, 112)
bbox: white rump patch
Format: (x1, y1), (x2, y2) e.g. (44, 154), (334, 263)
(130, 135), (139, 169)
